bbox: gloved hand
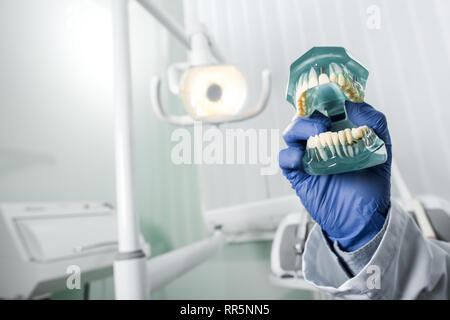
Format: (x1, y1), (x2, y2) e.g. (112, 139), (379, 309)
(279, 101), (392, 251)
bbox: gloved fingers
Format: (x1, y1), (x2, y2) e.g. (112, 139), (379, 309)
(345, 101), (392, 167)
(279, 147), (305, 171)
(345, 101), (390, 144)
(282, 111), (331, 148)
(279, 147), (309, 183)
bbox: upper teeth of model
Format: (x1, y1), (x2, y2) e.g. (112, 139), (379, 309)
(295, 63), (364, 116)
(306, 126), (371, 161)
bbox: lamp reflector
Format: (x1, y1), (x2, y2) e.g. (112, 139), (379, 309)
(180, 65), (247, 120)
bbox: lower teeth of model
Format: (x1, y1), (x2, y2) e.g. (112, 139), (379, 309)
(306, 125), (377, 161)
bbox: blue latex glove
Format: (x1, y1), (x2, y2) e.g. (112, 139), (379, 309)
(279, 101), (392, 251)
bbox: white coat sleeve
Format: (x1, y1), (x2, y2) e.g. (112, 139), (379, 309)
(302, 199), (450, 299)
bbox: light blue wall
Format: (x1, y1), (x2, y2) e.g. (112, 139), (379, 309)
(0, 0), (311, 300)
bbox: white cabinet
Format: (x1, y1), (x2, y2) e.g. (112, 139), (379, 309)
(0, 202), (120, 299)
(15, 214), (117, 262)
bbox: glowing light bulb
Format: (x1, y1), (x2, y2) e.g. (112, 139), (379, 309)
(179, 65), (248, 120)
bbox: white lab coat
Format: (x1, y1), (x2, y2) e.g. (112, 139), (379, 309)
(302, 200), (450, 299)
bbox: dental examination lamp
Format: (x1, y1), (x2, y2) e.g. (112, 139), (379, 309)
(111, 0), (270, 300)
(142, 2), (271, 125)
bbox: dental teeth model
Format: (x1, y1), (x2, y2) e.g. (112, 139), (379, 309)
(286, 47), (387, 175)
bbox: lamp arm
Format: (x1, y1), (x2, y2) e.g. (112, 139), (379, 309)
(150, 76), (196, 126)
(136, 0), (224, 63)
(136, 0), (190, 48)
(147, 230), (224, 293)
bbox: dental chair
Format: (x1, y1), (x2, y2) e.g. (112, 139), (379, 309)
(269, 195), (450, 300)
(269, 206), (334, 299)
(269, 209), (321, 296)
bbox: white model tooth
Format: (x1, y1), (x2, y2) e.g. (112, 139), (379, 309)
(354, 143), (360, 155)
(331, 132), (339, 146)
(314, 135), (320, 146)
(313, 135), (320, 148)
(314, 136), (323, 161)
(331, 132), (343, 158)
(308, 68), (318, 88)
(316, 134), (328, 160)
(333, 63), (343, 74)
(313, 135), (327, 161)
(300, 73), (308, 91)
(306, 136), (313, 148)
(330, 73), (337, 83)
(295, 75), (303, 94)
(306, 137), (312, 149)
(307, 135), (317, 148)
(324, 132), (335, 156)
(308, 136), (320, 161)
(319, 132), (333, 152)
(296, 74), (306, 99)
(344, 128), (353, 145)
(338, 130), (349, 157)
(318, 73), (330, 85)
(324, 132), (333, 147)
(319, 133), (328, 148)
(338, 130), (346, 145)
(330, 63), (345, 86)
(347, 145), (354, 157)
(300, 77), (308, 94)
(352, 127), (364, 139)
(347, 132), (355, 157)
(318, 146), (328, 161)
(338, 73), (346, 86)
(361, 125), (369, 135)
(329, 64), (337, 83)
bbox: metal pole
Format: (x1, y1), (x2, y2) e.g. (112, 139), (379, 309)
(112, 0), (148, 300)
